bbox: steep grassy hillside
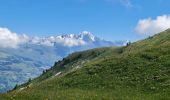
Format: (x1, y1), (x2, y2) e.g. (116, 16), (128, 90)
(1, 29), (170, 100)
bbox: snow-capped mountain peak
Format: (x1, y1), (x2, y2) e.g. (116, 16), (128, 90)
(79, 31), (95, 42)
(27, 31), (127, 47)
(80, 31), (90, 35)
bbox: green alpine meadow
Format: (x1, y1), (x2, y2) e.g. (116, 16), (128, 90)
(0, 29), (170, 100)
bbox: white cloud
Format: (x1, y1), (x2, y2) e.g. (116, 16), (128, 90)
(77, 0), (133, 8)
(120, 0), (133, 8)
(62, 38), (86, 47)
(135, 14), (170, 35)
(105, 0), (133, 8)
(31, 35), (87, 47)
(0, 27), (29, 48)
(0, 27), (88, 48)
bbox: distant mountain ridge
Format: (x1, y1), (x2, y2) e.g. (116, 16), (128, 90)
(28, 31), (125, 47)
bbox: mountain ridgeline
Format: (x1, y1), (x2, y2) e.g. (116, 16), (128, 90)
(1, 29), (170, 99)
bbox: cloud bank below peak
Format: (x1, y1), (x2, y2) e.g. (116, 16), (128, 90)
(0, 28), (108, 48)
(0, 27), (128, 49)
(0, 27), (29, 48)
(0, 27), (93, 48)
(30, 35), (87, 47)
(135, 14), (170, 35)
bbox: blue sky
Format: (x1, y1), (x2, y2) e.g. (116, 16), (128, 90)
(0, 0), (170, 41)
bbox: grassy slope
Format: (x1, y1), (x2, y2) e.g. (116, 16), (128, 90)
(1, 30), (170, 100)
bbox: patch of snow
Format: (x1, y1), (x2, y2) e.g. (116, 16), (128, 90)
(55, 72), (62, 76)
(18, 87), (26, 92)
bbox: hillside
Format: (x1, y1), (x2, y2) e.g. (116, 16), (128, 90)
(1, 29), (170, 100)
